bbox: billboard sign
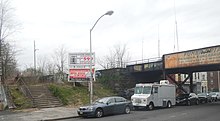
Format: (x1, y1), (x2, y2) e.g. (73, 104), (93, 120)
(164, 45), (220, 69)
(68, 52), (96, 82)
(68, 68), (95, 81)
(68, 52), (95, 66)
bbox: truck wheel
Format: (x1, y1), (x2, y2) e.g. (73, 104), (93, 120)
(148, 102), (154, 110)
(167, 101), (172, 108)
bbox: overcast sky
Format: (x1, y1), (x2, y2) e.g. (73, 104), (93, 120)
(11, 0), (220, 70)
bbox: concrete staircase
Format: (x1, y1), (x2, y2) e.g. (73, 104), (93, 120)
(29, 85), (63, 108)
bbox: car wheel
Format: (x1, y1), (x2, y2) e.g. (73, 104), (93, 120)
(187, 100), (191, 106)
(196, 99), (199, 105)
(124, 106), (131, 114)
(95, 108), (103, 118)
(167, 101), (172, 108)
(148, 102), (154, 110)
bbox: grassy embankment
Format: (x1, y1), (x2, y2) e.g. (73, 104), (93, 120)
(9, 86), (33, 109)
(9, 82), (115, 109)
(48, 82), (115, 106)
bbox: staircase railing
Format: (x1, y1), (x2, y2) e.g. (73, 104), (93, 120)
(16, 77), (34, 107)
(0, 84), (7, 110)
(4, 85), (16, 109)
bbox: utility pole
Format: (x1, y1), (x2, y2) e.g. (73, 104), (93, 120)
(158, 24), (160, 57)
(218, 71), (220, 91)
(89, 11), (113, 104)
(174, 0), (179, 52)
(0, 36), (2, 84)
(0, 24), (2, 84)
(142, 39), (144, 62)
(34, 40), (38, 75)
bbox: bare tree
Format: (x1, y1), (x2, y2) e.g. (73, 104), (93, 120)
(1, 42), (18, 79)
(45, 62), (56, 75)
(114, 44), (128, 68)
(97, 49), (115, 69)
(37, 56), (48, 76)
(37, 56), (56, 75)
(0, 0), (20, 82)
(98, 44), (130, 69)
(52, 45), (68, 81)
(0, 0), (19, 43)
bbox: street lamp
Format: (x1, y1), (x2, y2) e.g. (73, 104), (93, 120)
(89, 10), (114, 104)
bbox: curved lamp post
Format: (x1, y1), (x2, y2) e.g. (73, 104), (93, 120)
(89, 11), (114, 104)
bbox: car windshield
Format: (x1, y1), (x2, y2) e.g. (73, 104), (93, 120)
(209, 92), (216, 95)
(134, 86), (151, 94)
(94, 97), (109, 104)
(197, 93), (206, 96)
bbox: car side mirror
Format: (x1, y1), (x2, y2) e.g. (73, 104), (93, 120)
(106, 102), (110, 105)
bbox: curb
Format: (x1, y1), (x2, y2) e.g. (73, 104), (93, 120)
(40, 115), (80, 121)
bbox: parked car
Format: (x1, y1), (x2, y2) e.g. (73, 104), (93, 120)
(197, 93), (212, 103)
(176, 93), (199, 106)
(77, 96), (133, 118)
(209, 92), (220, 102)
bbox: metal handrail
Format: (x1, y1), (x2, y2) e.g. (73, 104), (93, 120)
(103, 57), (162, 69)
(4, 85), (16, 109)
(17, 78), (34, 101)
(126, 57), (162, 66)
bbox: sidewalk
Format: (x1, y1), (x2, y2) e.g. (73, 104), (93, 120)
(0, 107), (79, 121)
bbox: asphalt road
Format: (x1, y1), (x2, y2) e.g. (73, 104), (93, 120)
(0, 110), (16, 115)
(61, 102), (220, 121)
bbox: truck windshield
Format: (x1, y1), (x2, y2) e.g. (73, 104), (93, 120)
(134, 86), (151, 94)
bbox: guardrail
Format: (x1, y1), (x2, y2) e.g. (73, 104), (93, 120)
(125, 57), (162, 66)
(103, 57), (162, 69)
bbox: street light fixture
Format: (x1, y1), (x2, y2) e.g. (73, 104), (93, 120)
(89, 10), (114, 104)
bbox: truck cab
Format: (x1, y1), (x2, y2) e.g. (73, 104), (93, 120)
(131, 80), (176, 110)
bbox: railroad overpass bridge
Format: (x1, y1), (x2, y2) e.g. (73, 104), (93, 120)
(126, 45), (220, 93)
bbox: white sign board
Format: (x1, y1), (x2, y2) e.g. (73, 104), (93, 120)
(68, 52), (95, 66)
(68, 52), (96, 82)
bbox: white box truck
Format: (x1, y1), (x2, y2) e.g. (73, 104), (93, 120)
(131, 80), (176, 110)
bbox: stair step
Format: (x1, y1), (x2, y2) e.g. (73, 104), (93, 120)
(27, 85), (63, 108)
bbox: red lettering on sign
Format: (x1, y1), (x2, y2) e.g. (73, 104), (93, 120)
(69, 69), (94, 79)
